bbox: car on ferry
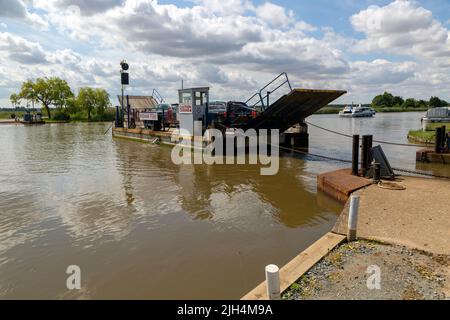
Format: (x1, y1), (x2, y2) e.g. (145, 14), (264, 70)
(223, 101), (258, 127)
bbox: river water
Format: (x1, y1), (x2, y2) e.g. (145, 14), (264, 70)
(0, 112), (448, 299)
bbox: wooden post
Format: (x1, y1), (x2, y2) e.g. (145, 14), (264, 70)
(265, 264), (280, 300)
(347, 195), (360, 242)
(352, 135), (359, 176)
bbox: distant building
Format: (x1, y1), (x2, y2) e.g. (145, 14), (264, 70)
(117, 95), (158, 129)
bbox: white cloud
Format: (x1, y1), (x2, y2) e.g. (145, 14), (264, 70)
(350, 59), (417, 85)
(0, 0), (450, 106)
(0, 32), (49, 64)
(255, 2), (294, 28)
(195, 0), (252, 16)
(0, 0), (49, 30)
(351, 0), (450, 58)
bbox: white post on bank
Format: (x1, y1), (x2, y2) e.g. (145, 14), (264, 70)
(265, 264), (281, 300)
(347, 195), (360, 242)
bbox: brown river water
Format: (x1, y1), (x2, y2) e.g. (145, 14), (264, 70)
(0, 112), (448, 299)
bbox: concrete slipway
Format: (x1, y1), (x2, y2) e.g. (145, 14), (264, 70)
(243, 170), (449, 300)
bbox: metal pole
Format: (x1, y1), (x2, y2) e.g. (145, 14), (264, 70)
(372, 161), (381, 184)
(121, 84), (124, 127)
(352, 135), (359, 176)
(267, 91), (271, 108)
(347, 195), (360, 242)
(162, 107), (165, 131)
(265, 264), (280, 300)
(126, 95), (130, 129)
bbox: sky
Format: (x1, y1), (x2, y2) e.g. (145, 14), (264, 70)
(0, 0), (449, 107)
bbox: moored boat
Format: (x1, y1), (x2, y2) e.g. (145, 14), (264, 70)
(339, 104), (376, 118)
(20, 112), (45, 125)
(421, 107), (450, 131)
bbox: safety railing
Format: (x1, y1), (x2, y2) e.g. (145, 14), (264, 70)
(245, 72), (292, 111)
(152, 88), (165, 104)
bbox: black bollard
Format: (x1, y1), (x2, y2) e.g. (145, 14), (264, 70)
(352, 135), (359, 176)
(435, 127), (443, 154)
(441, 126), (446, 151)
(367, 135), (373, 164)
(361, 135), (372, 176)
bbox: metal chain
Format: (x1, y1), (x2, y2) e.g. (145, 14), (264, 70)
(214, 124), (450, 180)
(279, 145), (353, 163)
(305, 121), (430, 148)
(391, 167), (450, 180)
(280, 145), (450, 180)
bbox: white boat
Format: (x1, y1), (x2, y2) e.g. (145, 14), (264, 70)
(339, 105), (376, 118)
(421, 107), (450, 131)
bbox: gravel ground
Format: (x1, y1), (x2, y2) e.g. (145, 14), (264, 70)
(283, 240), (449, 300)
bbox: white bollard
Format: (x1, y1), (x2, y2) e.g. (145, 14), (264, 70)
(265, 264), (280, 300)
(347, 195), (360, 242)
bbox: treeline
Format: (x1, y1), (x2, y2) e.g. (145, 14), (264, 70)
(9, 77), (114, 121)
(371, 92), (448, 109)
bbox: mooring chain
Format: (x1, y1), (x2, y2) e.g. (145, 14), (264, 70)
(391, 167), (450, 180)
(278, 146), (353, 163)
(283, 145), (450, 180)
(212, 124), (450, 180)
(305, 121), (430, 148)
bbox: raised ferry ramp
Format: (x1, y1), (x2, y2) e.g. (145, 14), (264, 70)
(241, 73), (346, 132)
(244, 88), (346, 132)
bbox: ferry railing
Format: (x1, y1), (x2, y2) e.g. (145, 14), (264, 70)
(152, 88), (165, 104)
(245, 72), (292, 111)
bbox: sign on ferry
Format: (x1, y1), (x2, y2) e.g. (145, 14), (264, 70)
(179, 103), (192, 114)
(139, 112), (158, 121)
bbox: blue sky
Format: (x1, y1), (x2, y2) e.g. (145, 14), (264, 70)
(0, 0), (449, 106)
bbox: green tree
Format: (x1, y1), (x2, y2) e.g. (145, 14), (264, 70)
(10, 93), (21, 108)
(429, 96), (444, 109)
(416, 99), (428, 109)
(393, 96), (404, 107)
(66, 96), (80, 114)
(372, 92), (395, 108)
(76, 88), (110, 120)
(17, 77), (73, 118)
(93, 88), (110, 117)
(401, 98), (417, 109)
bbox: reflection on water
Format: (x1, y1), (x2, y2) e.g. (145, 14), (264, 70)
(0, 113), (446, 299)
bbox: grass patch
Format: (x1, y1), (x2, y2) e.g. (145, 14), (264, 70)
(408, 130), (435, 144)
(423, 122), (450, 131)
(0, 111), (24, 119)
(315, 107), (341, 114)
(375, 107), (428, 113)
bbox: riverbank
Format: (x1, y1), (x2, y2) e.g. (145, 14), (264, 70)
(408, 130), (435, 144)
(283, 240), (448, 300)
